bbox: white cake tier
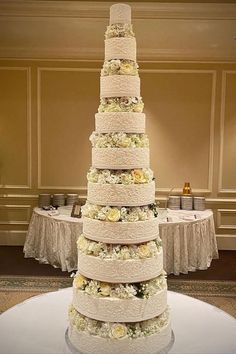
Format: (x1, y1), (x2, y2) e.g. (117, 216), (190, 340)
(109, 3), (131, 24)
(83, 217), (159, 244)
(68, 319), (171, 354)
(92, 148), (150, 169)
(73, 287), (167, 322)
(95, 112), (145, 133)
(105, 38), (136, 61)
(78, 250), (163, 283)
(87, 181), (155, 207)
(100, 75), (140, 98)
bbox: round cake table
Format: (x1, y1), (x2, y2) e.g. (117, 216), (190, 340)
(0, 288), (235, 354)
(23, 207), (83, 272)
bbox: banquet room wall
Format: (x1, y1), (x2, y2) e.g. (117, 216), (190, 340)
(0, 1), (236, 249)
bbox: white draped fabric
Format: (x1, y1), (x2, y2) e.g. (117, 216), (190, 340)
(23, 208), (82, 272)
(24, 208), (218, 274)
(0, 289), (235, 354)
(159, 209), (219, 275)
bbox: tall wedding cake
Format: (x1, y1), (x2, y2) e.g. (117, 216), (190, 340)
(67, 4), (172, 354)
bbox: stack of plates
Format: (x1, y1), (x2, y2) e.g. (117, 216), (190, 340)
(193, 197), (205, 211)
(52, 194), (65, 207)
(66, 194), (79, 206)
(168, 196), (181, 210)
(38, 194), (51, 208)
(181, 196), (193, 210)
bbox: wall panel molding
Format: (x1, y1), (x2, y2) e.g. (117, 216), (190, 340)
(0, 205), (31, 225)
(217, 209), (236, 230)
(37, 67), (99, 190)
(0, 230), (27, 245)
(0, 1), (235, 20)
(218, 70), (236, 195)
(142, 69), (216, 194)
(0, 67), (32, 189)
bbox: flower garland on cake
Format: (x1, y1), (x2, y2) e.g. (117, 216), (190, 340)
(90, 132), (149, 148)
(101, 59), (138, 76)
(82, 202), (159, 222)
(98, 97), (144, 113)
(69, 305), (170, 339)
(73, 272), (166, 299)
(77, 235), (162, 260)
(105, 23), (135, 39)
(87, 168), (154, 184)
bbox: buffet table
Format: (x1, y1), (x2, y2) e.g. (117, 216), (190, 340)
(0, 288), (235, 354)
(159, 209), (218, 275)
(24, 207), (218, 274)
(23, 207), (83, 272)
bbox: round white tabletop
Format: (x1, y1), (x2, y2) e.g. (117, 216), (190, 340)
(0, 288), (235, 354)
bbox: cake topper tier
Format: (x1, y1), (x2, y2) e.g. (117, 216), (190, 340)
(110, 3), (131, 24)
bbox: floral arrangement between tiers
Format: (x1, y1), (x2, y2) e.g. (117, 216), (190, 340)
(69, 305), (169, 339)
(77, 235), (162, 260)
(105, 23), (135, 39)
(98, 97), (144, 112)
(101, 59), (138, 76)
(90, 132), (149, 148)
(82, 202), (159, 222)
(87, 168), (154, 184)
(73, 272), (166, 299)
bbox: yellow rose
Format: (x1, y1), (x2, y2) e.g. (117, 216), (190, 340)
(99, 283), (111, 296)
(138, 244), (151, 258)
(120, 63), (133, 75)
(132, 169), (146, 183)
(119, 137), (131, 148)
(111, 324), (128, 339)
(133, 102), (144, 112)
(74, 274), (87, 289)
(77, 235), (89, 252)
(107, 208), (121, 222)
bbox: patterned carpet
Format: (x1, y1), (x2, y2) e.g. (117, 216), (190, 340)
(0, 276), (236, 317)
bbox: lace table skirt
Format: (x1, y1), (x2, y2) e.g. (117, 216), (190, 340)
(159, 209), (219, 275)
(23, 208), (83, 272)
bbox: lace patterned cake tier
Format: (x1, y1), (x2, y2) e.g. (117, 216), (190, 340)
(100, 75), (140, 98)
(78, 250), (163, 283)
(109, 3), (131, 24)
(68, 319), (172, 354)
(83, 217), (159, 244)
(105, 38), (136, 61)
(87, 181), (155, 207)
(73, 286), (167, 322)
(92, 148), (150, 169)
(95, 112), (145, 133)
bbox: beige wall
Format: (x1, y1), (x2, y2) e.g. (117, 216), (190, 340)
(0, 1), (236, 249)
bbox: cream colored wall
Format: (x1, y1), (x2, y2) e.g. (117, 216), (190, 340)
(0, 1), (236, 248)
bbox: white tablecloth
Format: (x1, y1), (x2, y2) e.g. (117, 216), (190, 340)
(159, 209), (219, 275)
(0, 288), (235, 354)
(24, 207), (218, 275)
(24, 207), (83, 272)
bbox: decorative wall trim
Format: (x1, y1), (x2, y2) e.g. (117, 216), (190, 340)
(0, 205), (31, 225)
(217, 209), (236, 230)
(0, 67), (32, 189)
(141, 69), (216, 194)
(37, 67), (99, 190)
(0, 1), (235, 20)
(216, 234), (236, 250)
(218, 71), (236, 195)
(1, 47), (235, 62)
(0, 230), (27, 245)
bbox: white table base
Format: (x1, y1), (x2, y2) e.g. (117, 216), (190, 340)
(0, 288), (235, 354)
